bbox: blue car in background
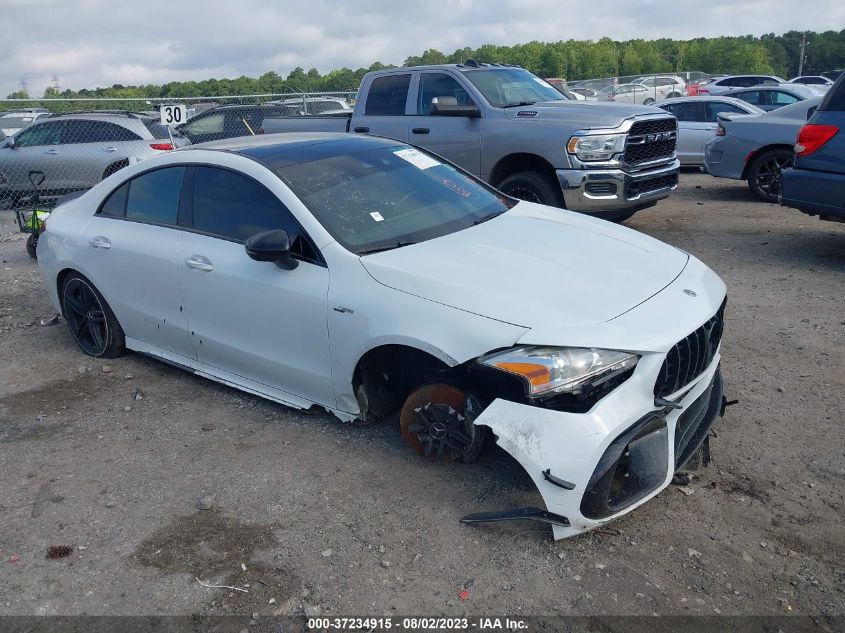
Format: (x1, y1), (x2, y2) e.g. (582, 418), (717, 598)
(780, 75), (845, 222)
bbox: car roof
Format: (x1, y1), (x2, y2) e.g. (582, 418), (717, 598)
(185, 132), (403, 167)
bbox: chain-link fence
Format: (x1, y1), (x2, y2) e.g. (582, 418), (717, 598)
(567, 71), (715, 102)
(0, 92), (357, 214)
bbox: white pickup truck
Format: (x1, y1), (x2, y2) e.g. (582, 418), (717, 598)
(261, 61), (681, 221)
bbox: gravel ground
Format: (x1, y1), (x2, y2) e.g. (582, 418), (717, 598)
(0, 171), (843, 619)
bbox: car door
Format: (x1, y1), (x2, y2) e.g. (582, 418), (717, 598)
(661, 101), (705, 164)
(406, 71), (482, 176)
(2, 120), (66, 193)
(177, 165), (333, 407)
(58, 120), (143, 190)
(77, 165), (195, 360)
(356, 73), (413, 142)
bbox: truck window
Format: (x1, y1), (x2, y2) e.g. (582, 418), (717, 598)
(417, 73), (473, 115)
(365, 74), (411, 116)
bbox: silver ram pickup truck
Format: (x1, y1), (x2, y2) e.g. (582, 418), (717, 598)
(260, 62), (680, 221)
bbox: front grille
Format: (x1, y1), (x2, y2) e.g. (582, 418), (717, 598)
(627, 173), (678, 198)
(654, 299), (726, 398)
(624, 118), (677, 165)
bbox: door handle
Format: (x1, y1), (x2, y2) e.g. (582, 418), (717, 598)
(353, 126), (369, 133)
(411, 127), (430, 134)
(89, 236), (111, 250)
(44, 149), (59, 155)
(185, 255), (214, 272)
(103, 146), (119, 152)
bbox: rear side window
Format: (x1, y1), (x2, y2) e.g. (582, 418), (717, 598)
(184, 112), (225, 134)
(365, 74), (411, 115)
(62, 120), (142, 144)
(100, 183), (128, 217)
(736, 90), (764, 106)
(662, 102), (700, 121)
(192, 166), (318, 260)
(819, 76), (845, 111)
(705, 101), (748, 122)
(770, 91), (799, 106)
(125, 167), (185, 225)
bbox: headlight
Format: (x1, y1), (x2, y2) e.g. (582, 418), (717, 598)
(566, 134), (626, 161)
(478, 346), (639, 397)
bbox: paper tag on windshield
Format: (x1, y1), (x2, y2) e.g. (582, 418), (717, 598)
(369, 211), (384, 222)
(394, 148), (440, 170)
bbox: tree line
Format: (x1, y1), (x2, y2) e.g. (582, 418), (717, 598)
(5, 30), (844, 103)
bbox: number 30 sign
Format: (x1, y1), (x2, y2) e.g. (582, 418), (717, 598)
(160, 104), (186, 126)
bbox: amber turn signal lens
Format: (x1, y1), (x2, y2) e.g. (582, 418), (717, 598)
(495, 362), (550, 388)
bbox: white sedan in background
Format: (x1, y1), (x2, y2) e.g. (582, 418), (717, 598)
(37, 133), (728, 539)
(658, 96), (764, 166)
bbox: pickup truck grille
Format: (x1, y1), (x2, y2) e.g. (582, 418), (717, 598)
(626, 173), (678, 198)
(654, 299), (726, 398)
(625, 118), (677, 166)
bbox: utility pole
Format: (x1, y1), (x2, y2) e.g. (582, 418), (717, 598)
(798, 31), (807, 76)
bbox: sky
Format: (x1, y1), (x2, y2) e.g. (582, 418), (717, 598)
(2, 0), (843, 97)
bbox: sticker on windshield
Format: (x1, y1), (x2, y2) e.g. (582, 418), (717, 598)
(369, 211), (385, 222)
(394, 148), (440, 170)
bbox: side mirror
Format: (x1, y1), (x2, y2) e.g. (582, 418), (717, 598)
(431, 96), (481, 118)
(244, 229), (298, 270)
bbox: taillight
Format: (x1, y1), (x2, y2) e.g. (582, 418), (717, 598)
(716, 125), (725, 136)
(794, 124), (839, 156)
(150, 143), (174, 151)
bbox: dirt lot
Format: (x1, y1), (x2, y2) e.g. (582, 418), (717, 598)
(0, 172), (843, 619)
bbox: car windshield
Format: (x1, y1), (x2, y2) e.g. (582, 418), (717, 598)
(460, 68), (564, 107)
(276, 145), (513, 255)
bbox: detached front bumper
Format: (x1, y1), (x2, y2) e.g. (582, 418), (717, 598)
(556, 160), (679, 218)
(473, 353), (723, 540)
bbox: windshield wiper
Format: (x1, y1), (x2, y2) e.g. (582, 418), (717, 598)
(358, 240), (417, 256)
(502, 101), (537, 108)
(474, 210), (506, 225)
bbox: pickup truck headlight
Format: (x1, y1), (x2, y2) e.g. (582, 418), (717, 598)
(478, 346), (639, 397)
(567, 134), (626, 162)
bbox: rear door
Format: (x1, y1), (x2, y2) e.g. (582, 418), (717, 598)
(660, 101), (705, 164)
(77, 166), (194, 360)
(356, 73), (412, 142)
(59, 120), (145, 189)
(407, 71), (482, 175)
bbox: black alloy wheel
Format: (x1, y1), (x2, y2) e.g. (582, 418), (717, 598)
(61, 275), (125, 357)
(747, 149), (793, 202)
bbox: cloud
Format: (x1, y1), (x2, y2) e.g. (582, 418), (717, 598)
(1, 0), (842, 97)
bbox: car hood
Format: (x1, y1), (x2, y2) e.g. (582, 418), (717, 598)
(503, 101), (665, 129)
(359, 202), (689, 330)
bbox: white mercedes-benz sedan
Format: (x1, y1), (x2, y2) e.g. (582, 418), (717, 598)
(37, 133), (728, 539)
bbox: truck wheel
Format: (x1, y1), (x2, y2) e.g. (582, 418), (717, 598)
(747, 148), (792, 203)
(498, 171), (564, 208)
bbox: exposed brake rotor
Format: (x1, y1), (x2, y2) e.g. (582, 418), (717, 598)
(399, 383), (487, 463)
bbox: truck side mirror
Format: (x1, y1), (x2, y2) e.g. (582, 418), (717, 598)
(431, 96), (480, 118)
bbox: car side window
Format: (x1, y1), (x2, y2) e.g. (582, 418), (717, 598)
(819, 77), (845, 111)
(184, 112), (225, 135)
(705, 102), (747, 122)
(417, 73), (473, 115)
(365, 74), (411, 116)
(736, 90), (764, 106)
(192, 166), (319, 261)
(100, 182), (129, 217)
(770, 91), (799, 106)
(125, 167), (185, 225)
(14, 121), (64, 147)
(62, 120), (142, 144)
(664, 102), (701, 121)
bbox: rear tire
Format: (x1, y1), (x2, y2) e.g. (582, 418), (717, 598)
(26, 234), (38, 259)
(60, 273), (125, 358)
(643, 98), (656, 105)
(747, 148), (792, 203)
(498, 170), (564, 207)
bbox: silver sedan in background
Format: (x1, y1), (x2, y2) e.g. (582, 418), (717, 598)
(658, 96), (763, 166)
